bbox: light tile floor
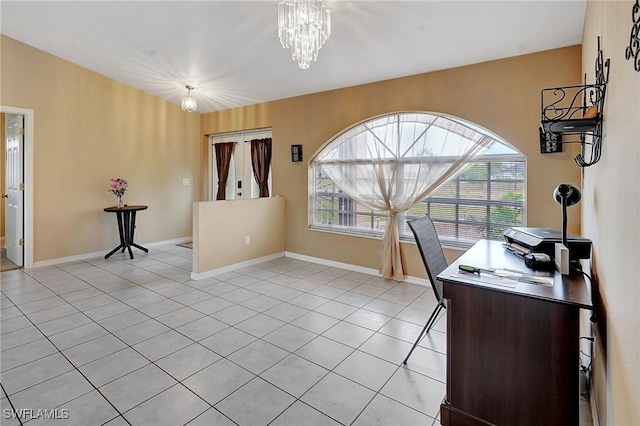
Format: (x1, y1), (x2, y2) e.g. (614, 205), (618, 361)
(1, 244), (445, 426)
(0, 244), (593, 426)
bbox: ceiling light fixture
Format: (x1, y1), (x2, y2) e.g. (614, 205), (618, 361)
(278, 0), (331, 70)
(180, 85), (197, 112)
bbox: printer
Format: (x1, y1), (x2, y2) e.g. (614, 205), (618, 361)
(503, 227), (592, 260)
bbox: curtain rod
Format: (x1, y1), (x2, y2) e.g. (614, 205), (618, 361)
(205, 128), (272, 138)
(212, 137), (272, 145)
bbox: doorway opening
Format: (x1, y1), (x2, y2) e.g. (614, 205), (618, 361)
(1, 106), (34, 271)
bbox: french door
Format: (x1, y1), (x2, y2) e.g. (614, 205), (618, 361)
(210, 129), (272, 201)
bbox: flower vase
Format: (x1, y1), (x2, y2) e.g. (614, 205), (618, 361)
(116, 195), (124, 208)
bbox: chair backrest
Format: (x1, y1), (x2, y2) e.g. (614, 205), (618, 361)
(407, 215), (448, 302)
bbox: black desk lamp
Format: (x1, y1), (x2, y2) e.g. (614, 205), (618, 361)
(553, 183), (582, 247)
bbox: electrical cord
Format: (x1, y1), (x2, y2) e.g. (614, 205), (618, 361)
(580, 337), (594, 368)
(573, 257), (597, 397)
(579, 336), (594, 397)
(581, 271), (598, 323)
(570, 261), (598, 323)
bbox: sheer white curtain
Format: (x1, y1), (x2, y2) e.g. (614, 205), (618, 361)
(314, 113), (495, 280)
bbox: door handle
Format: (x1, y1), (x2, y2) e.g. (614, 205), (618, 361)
(1, 194), (8, 198)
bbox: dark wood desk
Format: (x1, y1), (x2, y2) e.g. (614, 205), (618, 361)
(104, 205), (149, 259)
(438, 240), (592, 426)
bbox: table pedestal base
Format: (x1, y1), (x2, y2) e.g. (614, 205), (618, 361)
(104, 206), (149, 259)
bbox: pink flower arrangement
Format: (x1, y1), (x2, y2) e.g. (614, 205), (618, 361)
(108, 178), (128, 197)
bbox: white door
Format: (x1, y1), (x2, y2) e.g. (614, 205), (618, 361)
(4, 114), (24, 266)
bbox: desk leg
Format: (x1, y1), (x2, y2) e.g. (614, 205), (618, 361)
(105, 211), (126, 259)
(129, 211), (149, 254)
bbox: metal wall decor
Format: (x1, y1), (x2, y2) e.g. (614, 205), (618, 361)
(291, 144), (303, 162)
(625, 0), (640, 72)
(539, 36), (610, 167)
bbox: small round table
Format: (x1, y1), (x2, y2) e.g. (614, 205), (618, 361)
(103, 205), (149, 259)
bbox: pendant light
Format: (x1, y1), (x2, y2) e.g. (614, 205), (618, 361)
(181, 85), (197, 112)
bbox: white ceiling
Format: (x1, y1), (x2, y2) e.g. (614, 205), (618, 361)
(1, 1), (586, 114)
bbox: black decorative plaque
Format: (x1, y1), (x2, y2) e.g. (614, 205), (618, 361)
(291, 144), (303, 162)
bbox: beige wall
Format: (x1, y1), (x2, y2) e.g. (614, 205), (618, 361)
(193, 197), (285, 274)
(0, 36), (201, 263)
(0, 36), (584, 274)
(202, 46), (583, 279)
(582, 1), (640, 425)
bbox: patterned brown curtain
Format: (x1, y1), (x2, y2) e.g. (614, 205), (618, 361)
(214, 142), (235, 200)
(250, 138), (272, 198)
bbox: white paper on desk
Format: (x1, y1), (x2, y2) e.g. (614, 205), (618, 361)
(450, 273), (518, 288)
(492, 269), (554, 287)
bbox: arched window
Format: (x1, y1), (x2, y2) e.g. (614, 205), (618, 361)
(311, 112), (526, 255)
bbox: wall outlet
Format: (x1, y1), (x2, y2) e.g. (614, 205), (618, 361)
(245, 235), (250, 245)
(182, 178), (190, 186)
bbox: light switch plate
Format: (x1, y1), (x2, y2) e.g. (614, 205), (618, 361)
(182, 178), (190, 186)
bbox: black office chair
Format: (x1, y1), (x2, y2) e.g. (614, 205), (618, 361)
(403, 214), (448, 364)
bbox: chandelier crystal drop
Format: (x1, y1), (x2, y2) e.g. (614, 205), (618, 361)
(180, 85), (197, 112)
(278, 0), (331, 70)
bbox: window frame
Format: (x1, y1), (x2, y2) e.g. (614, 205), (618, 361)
(309, 113), (526, 249)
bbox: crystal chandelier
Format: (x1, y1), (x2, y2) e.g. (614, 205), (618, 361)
(278, 0), (331, 69)
(180, 85), (197, 112)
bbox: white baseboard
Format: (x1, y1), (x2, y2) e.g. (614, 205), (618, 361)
(32, 240), (432, 290)
(31, 236), (193, 269)
(32, 249), (110, 269)
(145, 237), (192, 248)
(284, 251), (431, 287)
(190, 252), (285, 280)
(191, 250), (430, 287)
